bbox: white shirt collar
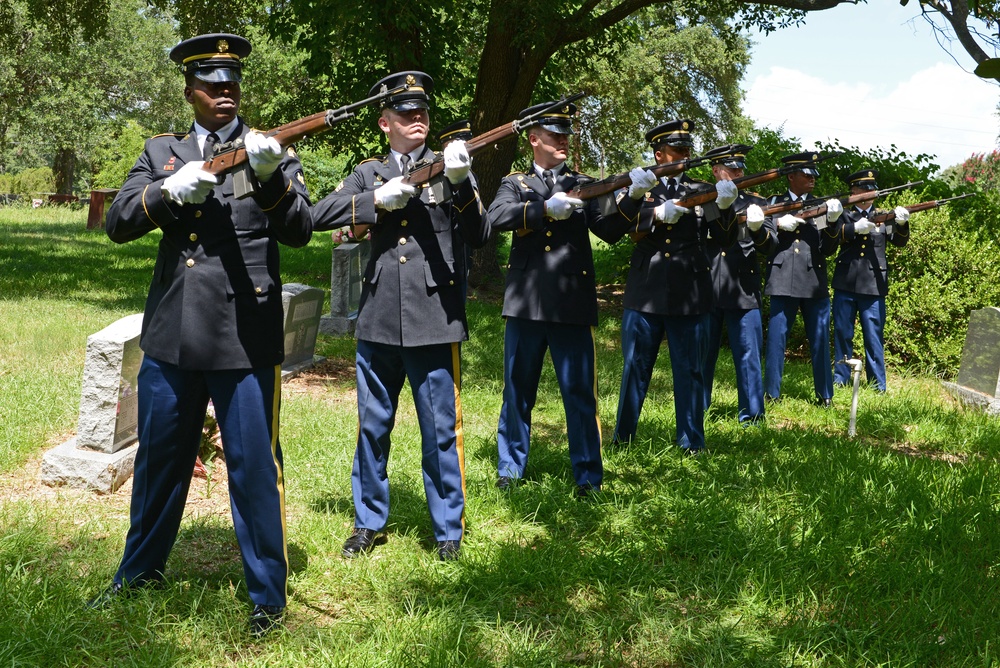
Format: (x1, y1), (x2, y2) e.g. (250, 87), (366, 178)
(390, 145), (427, 172)
(193, 118), (240, 153)
(533, 161), (565, 179)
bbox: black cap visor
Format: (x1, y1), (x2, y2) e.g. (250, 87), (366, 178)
(193, 66), (242, 84)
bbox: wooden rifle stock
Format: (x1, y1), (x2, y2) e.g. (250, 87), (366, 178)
(867, 192), (975, 224)
(570, 156), (712, 201)
(201, 83), (412, 198)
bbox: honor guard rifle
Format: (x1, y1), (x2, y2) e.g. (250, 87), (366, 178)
(401, 92), (587, 204)
(202, 83), (412, 199)
(792, 181), (923, 223)
(867, 192), (975, 224)
(570, 155), (715, 202)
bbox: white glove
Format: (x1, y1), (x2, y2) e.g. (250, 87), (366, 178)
(894, 205), (911, 223)
(746, 204), (765, 232)
(627, 167), (658, 200)
(854, 218), (876, 235)
(715, 179), (738, 210)
(374, 176), (418, 211)
(245, 131), (283, 182)
(825, 198), (844, 223)
(777, 214), (803, 232)
(161, 160), (218, 205)
(544, 192), (584, 220)
(443, 140), (471, 185)
(654, 200), (690, 225)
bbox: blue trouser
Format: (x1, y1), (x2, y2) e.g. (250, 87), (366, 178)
(115, 356), (288, 607)
(496, 317), (602, 488)
(614, 309), (710, 452)
(705, 307), (765, 423)
(764, 295), (833, 401)
(353, 339), (466, 542)
(832, 290), (887, 391)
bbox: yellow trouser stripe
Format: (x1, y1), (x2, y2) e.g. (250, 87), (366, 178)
(269, 364), (289, 598)
(451, 342), (467, 531)
(590, 326), (603, 456)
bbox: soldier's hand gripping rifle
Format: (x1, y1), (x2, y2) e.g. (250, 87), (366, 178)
(569, 155), (714, 202)
(791, 181), (924, 224)
(202, 83), (412, 199)
(400, 92), (587, 204)
(867, 192), (975, 224)
(610, 153), (843, 239)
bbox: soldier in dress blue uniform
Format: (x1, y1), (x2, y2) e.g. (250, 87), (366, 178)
(311, 72), (489, 561)
(602, 120), (739, 454)
(90, 33), (312, 637)
(831, 169), (911, 392)
(762, 152), (843, 407)
(702, 144), (776, 424)
(489, 101), (618, 496)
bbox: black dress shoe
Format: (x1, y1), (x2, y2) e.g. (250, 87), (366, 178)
(342, 528), (381, 558)
(249, 604), (285, 638)
(496, 476), (513, 490)
(764, 394), (781, 404)
(85, 578), (161, 609)
(683, 447), (705, 458)
(85, 581), (128, 610)
(817, 398), (833, 408)
(575, 484), (600, 499)
(437, 540), (461, 561)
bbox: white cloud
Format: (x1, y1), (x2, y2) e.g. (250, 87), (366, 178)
(743, 64), (999, 169)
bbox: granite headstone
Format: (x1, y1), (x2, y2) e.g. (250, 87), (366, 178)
(281, 282), (325, 376)
(943, 307), (1000, 414)
(320, 240), (371, 336)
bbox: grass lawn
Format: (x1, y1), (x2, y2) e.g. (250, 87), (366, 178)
(3, 207), (1000, 666)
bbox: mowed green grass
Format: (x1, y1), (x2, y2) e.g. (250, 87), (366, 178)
(3, 207), (1000, 667)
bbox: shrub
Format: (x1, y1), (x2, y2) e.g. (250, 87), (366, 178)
(91, 120), (151, 190)
(0, 167), (55, 197)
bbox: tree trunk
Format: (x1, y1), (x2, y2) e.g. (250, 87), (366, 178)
(467, 9), (555, 288)
(53, 147), (75, 195)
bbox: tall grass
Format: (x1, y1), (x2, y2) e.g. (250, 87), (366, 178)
(2, 207), (1000, 666)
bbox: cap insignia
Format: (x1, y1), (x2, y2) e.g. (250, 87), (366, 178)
(217, 39), (229, 53)
(562, 106), (569, 113)
(811, 153), (819, 161)
(406, 74), (416, 85)
(682, 121), (689, 130)
(867, 171), (873, 178)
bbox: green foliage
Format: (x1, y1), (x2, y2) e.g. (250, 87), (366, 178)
(0, 0), (187, 192)
(948, 149), (1000, 191)
(570, 7), (753, 175)
(0, 167), (55, 197)
(90, 120), (151, 190)
(296, 146), (352, 201)
(888, 190), (1000, 374)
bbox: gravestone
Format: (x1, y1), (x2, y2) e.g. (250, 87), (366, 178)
(320, 240), (371, 336)
(281, 282), (326, 378)
(942, 307), (1000, 415)
(41, 314), (144, 493)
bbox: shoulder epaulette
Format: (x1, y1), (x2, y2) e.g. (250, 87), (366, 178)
(505, 171), (526, 177)
(360, 155), (385, 165)
(150, 132), (185, 139)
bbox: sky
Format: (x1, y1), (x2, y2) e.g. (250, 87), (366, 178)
(742, 1), (1000, 169)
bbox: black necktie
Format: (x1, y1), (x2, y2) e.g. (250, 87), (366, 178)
(543, 169), (555, 190)
(203, 132), (219, 161)
(665, 178), (677, 199)
(399, 153), (411, 175)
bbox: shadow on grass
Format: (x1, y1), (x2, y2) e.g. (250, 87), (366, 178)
(361, 410), (1000, 664)
(0, 218), (335, 311)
